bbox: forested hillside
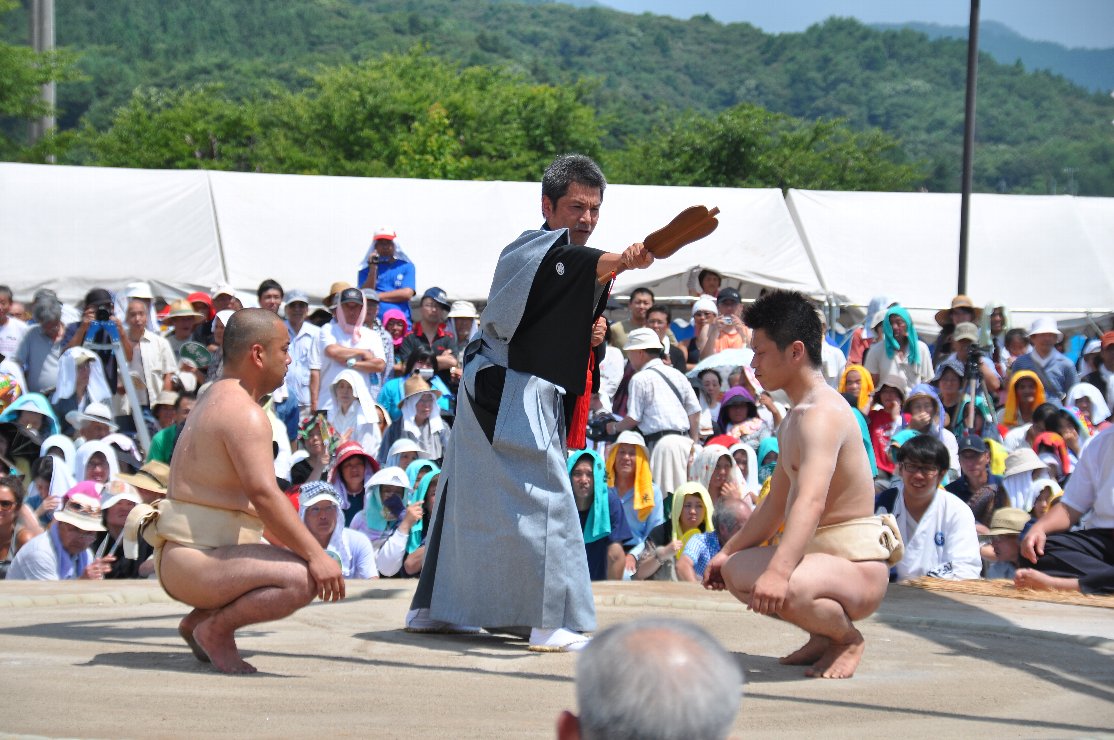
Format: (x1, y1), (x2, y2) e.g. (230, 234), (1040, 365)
(2, 0), (1111, 194)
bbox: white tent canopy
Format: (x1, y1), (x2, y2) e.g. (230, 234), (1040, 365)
(1, 163), (810, 308)
(786, 189), (1114, 335)
(2, 163), (1111, 339)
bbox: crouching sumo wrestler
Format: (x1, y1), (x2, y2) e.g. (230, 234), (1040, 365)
(125, 308), (344, 674)
(703, 291), (902, 679)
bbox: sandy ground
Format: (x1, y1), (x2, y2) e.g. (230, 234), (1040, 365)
(0, 579), (1112, 738)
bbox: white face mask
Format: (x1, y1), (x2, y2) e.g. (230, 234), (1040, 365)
(418, 368), (434, 380)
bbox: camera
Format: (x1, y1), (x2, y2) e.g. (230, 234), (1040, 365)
(95, 306), (111, 322)
(586, 414), (618, 443)
(370, 255), (380, 265)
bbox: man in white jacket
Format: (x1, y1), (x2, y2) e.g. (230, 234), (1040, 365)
(876, 434), (982, 581)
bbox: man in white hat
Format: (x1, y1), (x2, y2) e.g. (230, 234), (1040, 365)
(8, 482), (114, 580)
(65, 401), (118, 445)
(1009, 316), (1077, 403)
(605, 328), (701, 451)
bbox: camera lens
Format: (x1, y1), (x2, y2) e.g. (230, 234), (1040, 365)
(95, 307), (111, 322)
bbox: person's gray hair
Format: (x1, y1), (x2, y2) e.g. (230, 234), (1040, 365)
(712, 497), (748, 534)
(0, 285), (12, 302)
(31, 289), (61, 325)
(576, 618), (743, 740)
(542, 153), (606, 205)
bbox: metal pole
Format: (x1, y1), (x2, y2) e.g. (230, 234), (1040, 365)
(28, 0), (56, 150)
(957, 0), (980, 295)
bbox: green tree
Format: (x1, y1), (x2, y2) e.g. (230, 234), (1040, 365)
(609, 103), (924, 192)
(75, 85), (261, 170)
(0, 0), (76, 160)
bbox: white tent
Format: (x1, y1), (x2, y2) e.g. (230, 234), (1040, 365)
(1, 163), (225, 303)
(2, 163), (1112, 339)
(786, 189), (1114, 336)
(1, 163), (811, 309)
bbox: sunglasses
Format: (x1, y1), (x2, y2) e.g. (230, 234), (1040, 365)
(0, 500), (17, 511)
(64, 499), (100, 516)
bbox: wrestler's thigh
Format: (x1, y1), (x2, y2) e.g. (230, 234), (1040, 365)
(721, 547), (777, 593)
(160, 542), (313, 610)
(788, 554), (890, 621)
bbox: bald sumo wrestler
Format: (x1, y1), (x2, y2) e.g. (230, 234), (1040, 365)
(131, 308), (344, 673)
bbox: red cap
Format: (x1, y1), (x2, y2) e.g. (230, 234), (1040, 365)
(1102, 331), (1114, 350)
(187, 291), (215, 321)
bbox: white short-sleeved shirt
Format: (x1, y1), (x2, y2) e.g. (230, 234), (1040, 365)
(286, 320), (321, 407)
(865, 340), (935, 389)
(0, 317), (28, 359)
(318, 321), (385, 412)
(627, 358), (700, 435)
(1061, 426), (1114, 528)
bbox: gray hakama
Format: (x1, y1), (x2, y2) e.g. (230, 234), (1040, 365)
(411, 228), (602, 631)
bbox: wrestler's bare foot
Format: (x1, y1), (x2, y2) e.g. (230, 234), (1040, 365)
(1014, 569), (1081, 593)
(178, 609), (214, 663)
(779, 634), (830, 665)
(805, 629), (865, 679)
(192, 617), (256, 674)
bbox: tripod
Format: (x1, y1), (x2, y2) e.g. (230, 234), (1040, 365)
(84, 320), (152, 453)
(960, 345), (997, 437)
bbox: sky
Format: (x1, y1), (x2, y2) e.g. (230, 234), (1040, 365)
(596, 0), (1114, 49)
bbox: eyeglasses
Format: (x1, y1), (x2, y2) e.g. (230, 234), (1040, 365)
(0, 500), (17, 511)
(64, 499), (100, 516)
(901, 463), (941, 478)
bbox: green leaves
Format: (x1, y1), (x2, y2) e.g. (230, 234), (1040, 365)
(608, 103), (923, 192)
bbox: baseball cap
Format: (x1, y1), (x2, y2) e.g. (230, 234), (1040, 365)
(285, 290), (309, 306)
(211, 282), (236, 299)
(372, 227), (397, 243)
(624, 327), (663, 352)
(985, 507), (1030, 536)
(362, 289), (380, 304)
(953, 322), (979, 344)
(338, 288), (364, 305)
(717, 287), (741, 304)
(298, 480), (343, 510)
(1102, 330), (1114, 351)
(215, 309), (235, 326)
(956, 433), (987, 455)
(369, 466), (412, 490)
(422, 287), (451, 309)
(100, 478), (144, 510)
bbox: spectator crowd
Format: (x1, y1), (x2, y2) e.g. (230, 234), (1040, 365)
(1, 242), (1111, 597)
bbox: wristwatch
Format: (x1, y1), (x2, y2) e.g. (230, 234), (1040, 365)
(346, 357), (357, 368)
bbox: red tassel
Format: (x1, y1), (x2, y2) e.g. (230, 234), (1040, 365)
(567, 352), (594, 450)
